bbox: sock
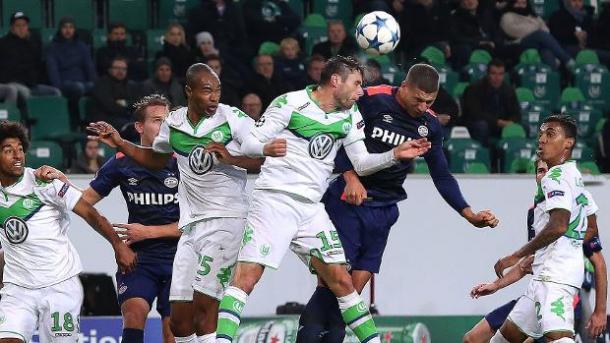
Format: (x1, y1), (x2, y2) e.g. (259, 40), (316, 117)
(337, 292), (379, 343)
(489, 331), (510, 343)
(122, 328), (144, 343)
(175, 334), (197, 343)
(217, 286), (248, 343)
(197, 333), (216, 343)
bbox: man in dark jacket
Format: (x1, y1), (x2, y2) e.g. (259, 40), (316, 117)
(140, 58), (186, 107)
(89, 56), (139, 132)
(96, 22), (147, 81)
(242, 0), (301, 56)
(246, 54), (292, 109)
(0, 12), (60, 99)
(312, 20), (359, 59)
(449, 0), (497, 68)
(461, 59), (521, 146)
(46, 17), (96, 99)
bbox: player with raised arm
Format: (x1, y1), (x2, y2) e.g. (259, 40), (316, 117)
(38, 94), (182, 343)
(87, 63), (261, 343)
(214, 56), (431, 343)
(492, 115), (596, 342)
(297, 63), (500, 343)
(0, 120), (136, 343)
(464, 158), (607, 342)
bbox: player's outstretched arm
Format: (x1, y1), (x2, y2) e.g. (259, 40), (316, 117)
(72, 198), (137, 273)
(87, 121), (170, 170)
(343, 138), (431, 176)
(205, 142), (265, 172)
(471, 255), (533, 298)
(494, 209), (570, 277)
(113, 222), (181, 245)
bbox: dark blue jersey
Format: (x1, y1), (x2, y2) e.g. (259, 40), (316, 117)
(90, 152), (180, 263)
(331, 85), (468, 212)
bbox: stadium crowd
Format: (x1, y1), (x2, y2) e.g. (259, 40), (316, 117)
(1, 0), (610, 173)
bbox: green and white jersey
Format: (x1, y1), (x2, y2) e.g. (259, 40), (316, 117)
(250, 86), (365, 202)
(0, 168), (83, 289)
(532, 161), (597, 288)
(153, 104), (255, 228)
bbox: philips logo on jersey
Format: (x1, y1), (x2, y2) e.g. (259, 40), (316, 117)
(188, 145), (214, 175)
(127, 192), (179, 205)
(309, 133), (334, 159)
(371, 126), (410, 146)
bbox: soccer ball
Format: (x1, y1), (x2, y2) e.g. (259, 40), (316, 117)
(355, 11), (401, 55)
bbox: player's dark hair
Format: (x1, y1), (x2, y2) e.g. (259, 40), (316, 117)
(185, 63), (215, 88)
(542, 114), (577, 140)
(0, 120), (29, 152)
(133, 94), (170, 122)
(488, 58), (505, 70)
(320, 55), (364, 85)
(405, 63), (439, 93)
(108, 22), (126, 34)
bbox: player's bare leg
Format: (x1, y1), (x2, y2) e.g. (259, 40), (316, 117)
(463, 318), (495, 343)
(0, 339), (23, 342)
(121, 298), (150, 343)
(193, 291), (220, 342)
(490, 319), (529, 342)
(351, 270), (373, 294)
(170, 302), (195, 342)
(162, 317), (175, 343)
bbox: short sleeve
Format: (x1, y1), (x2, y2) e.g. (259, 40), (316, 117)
(226, 107), (256, 156)
(342, 106), (366, 147)
(37, 180), (83, 212)
(250, 105), (291, 143)
(584, 190), (599, 216)
(152, 120), (172, 153)
(89, 157), (121, 197)
(541, 168), (572, 213)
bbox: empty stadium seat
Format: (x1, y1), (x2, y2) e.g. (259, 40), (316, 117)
(26, 96), (80, 141)
(516, 63), (560, 110)
(444, 138), (491, 173)
(312, 0), (353, 27)
(413, 157), (429, 174)
(571, 142), (595, 162)
(501, 123), (527, 139)
(53, 0), (95, 30)
(464, 161), (490, 174)
(0, 103), (22, 122)
(573, 64), (610, 112)
(108, 0), (149, 31)
(531, 0), (560, 19)
(27, 140), (63, 169)
(578, 161), (601, 175)
(298, 14), (328, 56)
(497, 138), (537, 173)
(157, 0), (199, 28)
(462, 50), (492, 81)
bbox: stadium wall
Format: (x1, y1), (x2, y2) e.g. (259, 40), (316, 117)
(66, 174), (610, 317)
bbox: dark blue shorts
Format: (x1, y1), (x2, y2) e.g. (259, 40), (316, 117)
(323, 192), (399, 273)
(116, 259), (173, 317)
(485, 299), (518, 331)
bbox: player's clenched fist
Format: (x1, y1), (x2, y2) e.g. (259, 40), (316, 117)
(263, 138), (287, 157)
(393, 138), (432, 160)
(114, 242), (137, 273)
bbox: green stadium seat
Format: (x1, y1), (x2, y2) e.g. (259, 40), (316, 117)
(573, 64), (610, 112)
(436, 66), (459, 97)
(298, 14), (328, 55)
(53, 0), (96, 30)
(312, 0), (353, 27)
(501, 123), (527, 138)
(521, 103), (548, 138)
(562, 106), (603, 140)
(452, 82), (469, 100)
(445, 138), (491, 173)
(420, 46), (446, 66)
(519, 49), (542, 65)
(40, 27), (56, 48)
(287, 0), (305, 21)
(258, 41), (280, 56)
(3, 0), (43, 29)
(27, 140), (64, 169)
(497, 138), (536, 173)
(516, 63), (560, 110)
(108, 0), (149, 31)
(462, 63), (488, 82)
(0, 103), (22, 122)
(146, 29), (165, 58)
(571, 142), (595, 162)
(531, 0), (560, 19)
(516, 87), (535, 104)
(78, 96), (92, 123)
(464, 161), (490, 174)
(578, 161), (601, 175)
(413, 157), (429, 174)
(575, 49), (600, 66)
(469, 49), (492, 64)
(369, 55), (405, 85)
(26, 96), (81, 141)
(157, 0), (199, 28)
(560, 87), (586, 104)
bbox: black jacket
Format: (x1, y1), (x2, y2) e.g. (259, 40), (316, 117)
(549, 6), (594, 47)
(461, 77), (521, 128)
(242, 0), (300, 53)
(449, 7), (496, 46)
(312, 37), (359, 59)
(400, 1), (452, 55)
(246, 73), (292, 109)
(90, 75), (139, 124)
(0, 32), (44, 85)
(96, 41), (147, 81)
(140, 78), (186, 107)
(155, 43), (195, 80)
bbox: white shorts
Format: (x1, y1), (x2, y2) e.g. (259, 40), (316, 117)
(169, 233), (197, 302)
(508, 279), (578, 338)
(238, 190), (347, 269)
(0, 276), (83, 342)
(189, 217), (245, 300)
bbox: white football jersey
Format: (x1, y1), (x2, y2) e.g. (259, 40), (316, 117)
(249, 87), (366, 202)
(532, 161), (597, 288)
(153, 105), (255, 229)
(0, 168), (82, 289)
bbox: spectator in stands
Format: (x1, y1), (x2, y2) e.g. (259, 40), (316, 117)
(242, 0), (301, 55)
(46, 17), (96, 100)
(297, 55), (326, 88)
(194, 31), (219, 60)
(155, 23), (194, 83)
(89, 57), (139, 132)
(186, 0), (248, 62)
(312, 20), (359, 59)
(398, 0), (452, 59)
(140, 58), (186, 107)
(96, 22), (147, 81)
(241, 93), (263, 121)
(0, 85), (18, 105)
(461, 59), (521, 146)
(431, 85), (460, 137)
(246, 54), (292, 108)
(275, 37), (306, 89)
(591, 3), (610, 54)
(449, 0), (497, 68)
(0, 12), (60, 100)
(203, 54), (241, 107)
(70, 138), (105, 174)
(364, 59), (391, 86)
(500, 0), (574, 69)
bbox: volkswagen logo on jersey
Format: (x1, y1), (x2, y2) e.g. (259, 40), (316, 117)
(308, 133), (334, 160)
(3, 216), (28, 244)
(164, 176), (179, 188)
(417, 125), (429, 137)
(189, 145), (214, 175)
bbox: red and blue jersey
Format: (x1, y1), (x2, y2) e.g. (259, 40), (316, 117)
(90, 153), (179, 263)
(331, 85), (469, 211)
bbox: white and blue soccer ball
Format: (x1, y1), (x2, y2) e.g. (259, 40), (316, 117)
(355, 11), (401, 55)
